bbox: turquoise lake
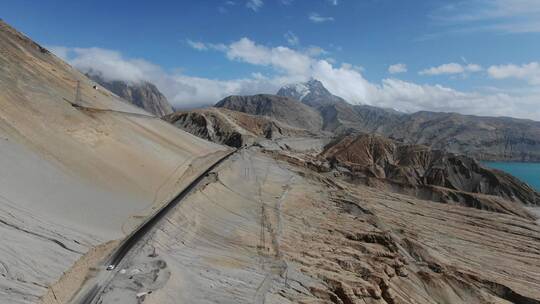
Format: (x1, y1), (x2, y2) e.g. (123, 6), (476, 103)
(483, 162), (540, 191)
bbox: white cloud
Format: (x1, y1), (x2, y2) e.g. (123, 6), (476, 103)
(388, 63), (407, 74)
(218, 1), (237, 13)
(226, 38), (312, 75)
(309, 13), (334, 23)
(186, 40), (208, 51)
(50, 40), (540, 120)
(305, 46), (327, 57)
(370, 79), (540, 119)
(49, 47), (162, 83)
(246, 0), (263, 11)
(432, 0), (540, 33)
(466, 64), (483, 72)
(327, 0), (338, 5)
(284, 31), (299, 46)
(419, 63), (482, 75)
(488, 62), (540, 85)
(186, 40), (227, 52)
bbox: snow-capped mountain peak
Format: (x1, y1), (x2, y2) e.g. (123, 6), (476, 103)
(280, 82), (310, 101)
(276, 78), (347, 107)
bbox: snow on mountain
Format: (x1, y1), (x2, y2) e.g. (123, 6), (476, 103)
(277, 78), (348, 107)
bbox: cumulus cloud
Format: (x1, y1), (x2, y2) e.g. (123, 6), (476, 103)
(49, 47), (162, 83)
(370, 79), (540, 119)
(48, 40), (540, 120)
(246, 0), (263, 11)
(309, 13), (334, 23)
(305, 46), (327, 57)
(419, 63), (482, 75)
(388, 63), (407, 74)
(488, 62), (540, 85)
(226, 38), (313, 75)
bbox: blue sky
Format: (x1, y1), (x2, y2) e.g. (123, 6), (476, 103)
(2, 0), (540, 119)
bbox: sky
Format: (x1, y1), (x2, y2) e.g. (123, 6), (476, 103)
(2, 0), (540, 119)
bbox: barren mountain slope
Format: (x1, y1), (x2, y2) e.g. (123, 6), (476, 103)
(164, 107), (317, 148)
(88, 72), (174, 116)
(320, 133), (540, 217)
(380, 111), (540, 162)
(277, 79), (349, 108)
(92, 148), (540, 304)
(215, 94), (323, 131)
(278, 80), (540, 161)
(0, 20), (229, 304)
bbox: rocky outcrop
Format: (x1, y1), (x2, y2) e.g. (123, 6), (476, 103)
(164, 107), (314, 148)
(87, 73), (174, 116)
(320, 133), (540, 217)
(215, 94), (323, 131)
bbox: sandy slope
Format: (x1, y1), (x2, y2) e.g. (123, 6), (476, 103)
(0, 21), (229, 303)
(95, 149), (540, 303)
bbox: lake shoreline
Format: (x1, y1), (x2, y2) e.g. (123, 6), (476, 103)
(483, 161), (540, 192)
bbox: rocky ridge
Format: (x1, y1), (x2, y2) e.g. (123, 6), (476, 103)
(319, 133), (539, 218)
(215, 94), (323, 131)
(278, 79), (540, 161)
(164, 107), (316, 148)
(87, 72), (174, 116)
(277, 78), (349, 108)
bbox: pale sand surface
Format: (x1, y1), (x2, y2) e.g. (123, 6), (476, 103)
(0, 21), (230, 303)
(96, 149), (540, 304)
(528, 207), (540, 224)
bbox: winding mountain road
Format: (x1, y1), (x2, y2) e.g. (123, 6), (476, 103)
(70, 150), (236, 304)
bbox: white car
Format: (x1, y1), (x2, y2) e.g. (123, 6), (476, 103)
(106, 265), (116, 271)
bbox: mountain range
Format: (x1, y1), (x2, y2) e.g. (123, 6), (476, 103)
(264, 79), (540, 161)
(79, 63), (540, 162)
(2, 19), (540, 304)
(87, 72), (174, 116)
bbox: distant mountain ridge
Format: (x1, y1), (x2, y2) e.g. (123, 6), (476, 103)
(277, 78), (348, 107)
(87, 72), (174, 116)
(215, 94), (323, 131)
(277, 79), (540, 162)
(278, 79), (403, 133)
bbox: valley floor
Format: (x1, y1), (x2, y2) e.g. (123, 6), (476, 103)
(91, 148), (540, 304)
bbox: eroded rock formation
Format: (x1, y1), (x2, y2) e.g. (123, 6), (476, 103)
(320, 133), (540, 218)
(164, 107), (315, 148)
